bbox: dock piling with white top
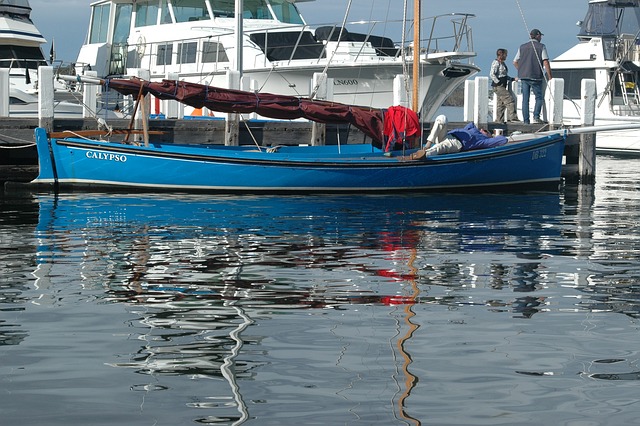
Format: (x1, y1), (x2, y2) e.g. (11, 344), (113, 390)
(0, 69), (8, 118)
(38, 66), (55, 131)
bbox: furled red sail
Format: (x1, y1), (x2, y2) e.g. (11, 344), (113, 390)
(103, 78), (419, 149)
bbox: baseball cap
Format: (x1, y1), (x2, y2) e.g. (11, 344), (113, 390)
(530, 29), (543, 37)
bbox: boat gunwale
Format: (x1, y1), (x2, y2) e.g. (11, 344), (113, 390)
(51, 134), (565, 168)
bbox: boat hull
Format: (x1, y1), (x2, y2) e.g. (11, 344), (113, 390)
(32, 128), (565, 193)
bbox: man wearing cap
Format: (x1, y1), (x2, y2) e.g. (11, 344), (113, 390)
(513, 28), (553, 124)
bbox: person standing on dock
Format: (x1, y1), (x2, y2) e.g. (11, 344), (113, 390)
(513, 29), (553, 124)
(490, 48), (519, 123)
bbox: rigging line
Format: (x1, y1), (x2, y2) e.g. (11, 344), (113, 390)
(0, 132), (35, 145)
(401, 0), (410, 90)
(0, 143), (36, 149)
(310, 0), (354, 99)
(514, 0), (549, 84)
(242, 119), (262, 151)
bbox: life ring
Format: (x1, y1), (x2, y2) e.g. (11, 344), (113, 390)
(136, 36), (146, 59)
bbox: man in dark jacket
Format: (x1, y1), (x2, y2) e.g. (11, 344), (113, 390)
(410, 116), (507, 159)
(423, 122), (508, 157)
(513, 28), (553, 124)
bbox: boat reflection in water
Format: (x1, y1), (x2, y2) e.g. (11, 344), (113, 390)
(32, 192), (565, 423)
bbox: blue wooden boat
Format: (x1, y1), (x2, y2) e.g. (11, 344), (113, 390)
(30, 78), (566, 193)
(32, 128), (564, 192)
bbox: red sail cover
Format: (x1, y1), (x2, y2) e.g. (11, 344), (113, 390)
(382, 105), (421, 151)
(104, 78), (419, 149)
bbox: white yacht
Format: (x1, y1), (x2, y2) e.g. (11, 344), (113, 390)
(0, 0), (87, 119)
(8, 87), (85, 118)
(75, 0), (480, 119)
(0, 0), (50, 93)
(550, 0), (640, 155)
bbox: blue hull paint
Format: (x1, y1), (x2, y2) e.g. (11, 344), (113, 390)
(32, 128), (565, 193)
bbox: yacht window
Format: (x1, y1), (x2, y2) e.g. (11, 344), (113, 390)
(552, 69), (596, 99)
(210, 0), (273, 19)
(135, 1), (160, 27)
(9, 97), (29, 106)
(0, 46), (46, 64)
(0, 46), (47, 69)
(579, 2), (640, 37)
(156, 43), (173, 65)
(210, 0), (235, 17)
(173, 0), (210, 22)
(89, 3), (111, 44)
(202, 41), (229, 62)
(160, 0), (173, 23)
(113, 4), (133, 44)
(269, 0), (304, 24)
(177, 42), (197, 63)
(0, 47), (10, 67)
(244, 0), (272, 20)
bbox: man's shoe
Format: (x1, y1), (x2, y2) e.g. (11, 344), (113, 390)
(532, 118), (547, 124)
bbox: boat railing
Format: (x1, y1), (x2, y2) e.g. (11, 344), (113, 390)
(423, 13), (475, 55)
(123, 32), (233, 78)
(103, 12), (475, 77)
(0, 58), (48, 73)
(249, 12), (476, 66)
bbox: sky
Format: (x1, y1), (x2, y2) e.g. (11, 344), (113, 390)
(28, 0), (587, 75)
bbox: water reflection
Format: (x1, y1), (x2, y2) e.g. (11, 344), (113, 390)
(4, 182), (640, 423)
(27, 192), (570, 423)
(0, 195), (38, 346)
(31, 192), (570, 311)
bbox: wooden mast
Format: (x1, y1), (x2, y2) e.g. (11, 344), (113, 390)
(412, 0), (421, 112)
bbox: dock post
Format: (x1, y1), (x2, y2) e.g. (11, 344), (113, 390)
(311, 73), (329, 146)
(242, 76), (258, 120)
(83, 70), (98, 118)
(0, 69), (8, 117)
(579, 79), (596, 182)
(547, 78), (564, 128)
(463, 79), (475, 122)
(163, 72), (183, 119)
(38, 66), (55, 132)
(473, 76), (489, 126)
(491, 91), (499, 123)
(225, 70), (240, 146)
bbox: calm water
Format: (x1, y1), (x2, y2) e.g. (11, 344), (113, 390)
(2, 156), (640, 425)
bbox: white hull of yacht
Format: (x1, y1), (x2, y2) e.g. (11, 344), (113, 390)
(146, 61), (473, 120)
(559, 104), (640, 155)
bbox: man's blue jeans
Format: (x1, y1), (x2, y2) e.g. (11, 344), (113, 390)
(520, 79), (543, 123)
